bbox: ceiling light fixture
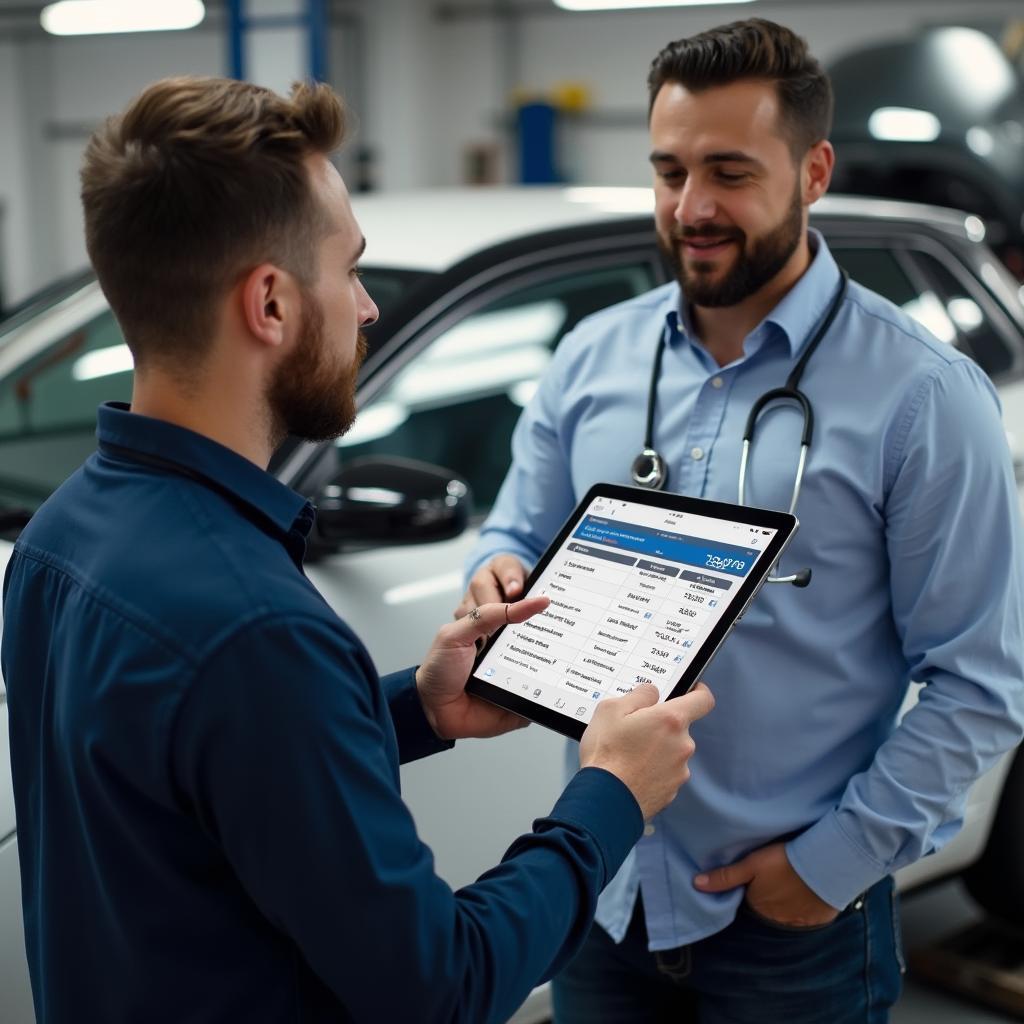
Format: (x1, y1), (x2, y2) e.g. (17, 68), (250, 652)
(867, 107), (941, 143)
(554, 0), (754, 9)
(41, 0), (205, 36)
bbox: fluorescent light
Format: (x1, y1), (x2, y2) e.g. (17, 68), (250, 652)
(932, 29), (1015, 110)
(509, 379), (539, 408)
(964, 215), (986, 243)
(947, 298), (984, 332)
(72, 343), (134, 381)
(41, 0), (205, 36)
(965, 127), (994, 158)
(554, 0), (754, 8)
(565, 187), (654, 214)
(337, 401), (409, 448)
(867, 107), (941, 143)
(902, 292), (955, 344)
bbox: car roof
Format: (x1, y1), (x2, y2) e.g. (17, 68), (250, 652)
(351, 187), (984, 273)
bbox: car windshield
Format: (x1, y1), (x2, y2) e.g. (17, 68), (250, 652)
(0, 267), (428, 518)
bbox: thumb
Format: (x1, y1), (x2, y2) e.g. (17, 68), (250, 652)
(618, 681), (660, 713)
(694, 856), (756, 893)
(494, 555), (526, 596)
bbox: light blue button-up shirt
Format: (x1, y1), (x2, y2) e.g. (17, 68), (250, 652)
(468, 234), (1024, 949)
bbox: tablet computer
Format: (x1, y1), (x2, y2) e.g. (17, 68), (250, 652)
(467, 482), (798, 740)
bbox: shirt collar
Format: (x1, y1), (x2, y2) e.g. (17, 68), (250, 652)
(664, 230), (842, 358)
(96, 402), (311, 537)
(764, 230), (842, 358)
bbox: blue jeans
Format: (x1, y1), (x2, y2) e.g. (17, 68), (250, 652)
(552, 877), (905, 1024)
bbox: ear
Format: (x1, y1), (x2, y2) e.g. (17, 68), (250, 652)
(801, 140), (835, 206)
(239, 263), (300, 350)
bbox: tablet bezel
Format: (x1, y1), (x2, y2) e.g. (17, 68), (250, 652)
(467, 482), (798, 741)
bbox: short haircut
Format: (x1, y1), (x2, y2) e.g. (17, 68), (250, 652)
(81, 77), (346, 371)
(647, 19), (833, 158)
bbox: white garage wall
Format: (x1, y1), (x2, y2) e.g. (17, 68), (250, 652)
(427, 0), (1024, 187)
(1, 0), (1022, 301)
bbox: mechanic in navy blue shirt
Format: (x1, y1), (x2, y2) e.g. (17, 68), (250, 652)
(0, 78), (714, 1024)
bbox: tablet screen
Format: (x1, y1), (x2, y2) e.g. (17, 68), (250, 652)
(471, 491), (784, 728)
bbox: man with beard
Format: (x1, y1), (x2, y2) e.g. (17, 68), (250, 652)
(461, 18), (1024, 1024)
(0, 78), (715, 1024)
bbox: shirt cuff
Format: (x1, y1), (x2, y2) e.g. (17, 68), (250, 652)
(546, 767), (644, 887)
(785, 809), (887, 910)
(380, 668), (455, 764)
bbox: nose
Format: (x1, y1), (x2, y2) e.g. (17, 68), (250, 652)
(358, 279), (379, 327)
(675, 178), (716, 226)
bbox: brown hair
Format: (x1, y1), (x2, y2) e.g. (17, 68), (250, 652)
(647, 19), (833, 158)
(80, 77), (346, 370)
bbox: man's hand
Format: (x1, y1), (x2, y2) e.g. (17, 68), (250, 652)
(455, 555), (529, 619)
(579, 682), (715, 820)
(693, 842), (839, 928)
(416, 596), (549, 741)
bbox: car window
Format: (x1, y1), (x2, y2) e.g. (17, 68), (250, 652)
(911, 252), (1015, 378)
(832, 243), (963, 344)
(830, 246), (923, 311)
(337, 261), (658, 514)
(0, 310), (132, 511)
(831, 243), (1016, 379)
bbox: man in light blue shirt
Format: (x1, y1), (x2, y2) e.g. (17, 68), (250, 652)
(462, 18), (1024, 1023)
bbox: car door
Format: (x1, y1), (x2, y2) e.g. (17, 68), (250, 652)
(0, 696), (33, 1024)
(824, 226), (1024, 887)
(825, 226), (1024, 508)
(300, 235), (662, 889)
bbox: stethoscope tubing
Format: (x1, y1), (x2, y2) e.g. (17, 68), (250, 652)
(632, 268), (849, 499)
(629, 269), (849, 587)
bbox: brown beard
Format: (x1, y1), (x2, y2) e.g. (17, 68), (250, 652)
(658, 180), (804, 308)
(266, 290), (368, 447)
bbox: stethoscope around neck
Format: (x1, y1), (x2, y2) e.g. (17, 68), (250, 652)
(630, 269), (850, 589)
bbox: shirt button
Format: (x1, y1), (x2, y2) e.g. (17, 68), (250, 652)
(643, 823), (656, 837)
(711, 376), (724, 388)
(691, 446), (704, 461)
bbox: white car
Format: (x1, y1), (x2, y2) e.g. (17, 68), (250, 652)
(2, 188), (1023, 1024)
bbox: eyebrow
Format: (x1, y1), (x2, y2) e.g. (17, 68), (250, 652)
(351, 236), (367, 263)
(648, 150), (766, 172)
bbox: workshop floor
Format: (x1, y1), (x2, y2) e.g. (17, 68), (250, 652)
(896, 880), (1017, 1023)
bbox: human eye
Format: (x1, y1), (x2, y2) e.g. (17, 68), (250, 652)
(716, 170), (749, 184)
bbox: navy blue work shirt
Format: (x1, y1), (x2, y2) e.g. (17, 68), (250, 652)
(1, 402), (642, 1024)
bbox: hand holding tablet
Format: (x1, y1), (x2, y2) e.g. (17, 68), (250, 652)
(467, 483), (798, 740)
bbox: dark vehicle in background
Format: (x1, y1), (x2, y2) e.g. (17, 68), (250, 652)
(829, 25), (1024, 278)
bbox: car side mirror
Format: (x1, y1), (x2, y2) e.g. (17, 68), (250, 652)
(312, 456), (471, 549)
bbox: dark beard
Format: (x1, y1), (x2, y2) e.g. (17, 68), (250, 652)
(266, 293), (367, 446)
(659, 183), (804, 308)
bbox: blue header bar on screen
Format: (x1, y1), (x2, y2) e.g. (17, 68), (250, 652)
(573, 515), (759, 578)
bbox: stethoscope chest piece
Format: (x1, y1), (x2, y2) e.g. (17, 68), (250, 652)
(631, 447), (667, 490)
